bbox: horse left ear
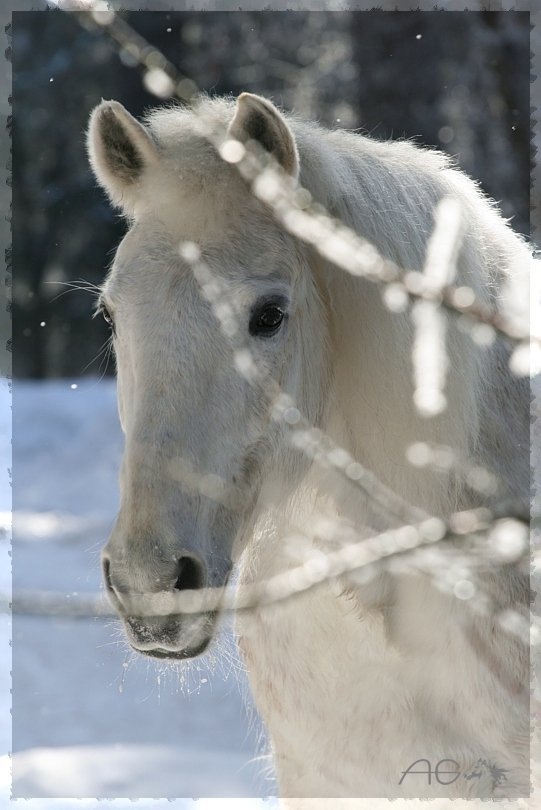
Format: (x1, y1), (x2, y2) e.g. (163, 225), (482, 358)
(227, 93), (299, 179)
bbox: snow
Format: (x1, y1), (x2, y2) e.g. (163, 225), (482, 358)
(2, 377), (278, 805)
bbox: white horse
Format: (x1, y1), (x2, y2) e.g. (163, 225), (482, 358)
(87, 93), (530, 803)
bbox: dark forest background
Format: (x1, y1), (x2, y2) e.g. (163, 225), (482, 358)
(12, 9), (531, 378)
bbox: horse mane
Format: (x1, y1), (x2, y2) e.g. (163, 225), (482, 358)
(290, 115), (530, 515)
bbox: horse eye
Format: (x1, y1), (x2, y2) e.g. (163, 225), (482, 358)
(249, 300), (287, 338)
(100, 303), (115, 331)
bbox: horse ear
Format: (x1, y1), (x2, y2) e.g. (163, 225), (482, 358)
(87, 100), (159, 213)
(227, 93), (299, 179)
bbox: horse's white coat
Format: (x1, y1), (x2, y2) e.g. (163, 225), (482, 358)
(88, 94), (530, 801)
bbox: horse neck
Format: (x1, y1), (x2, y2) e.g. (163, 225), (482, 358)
(317, 260), (476, 520)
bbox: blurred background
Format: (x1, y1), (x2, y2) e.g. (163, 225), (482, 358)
(5, 5), (534, 802)
(12, 7), (531, 378)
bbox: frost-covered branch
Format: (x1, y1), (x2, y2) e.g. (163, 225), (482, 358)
(32, 2), (533, 645)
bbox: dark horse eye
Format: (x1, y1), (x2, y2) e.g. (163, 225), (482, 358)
(249, 299), (287, 338)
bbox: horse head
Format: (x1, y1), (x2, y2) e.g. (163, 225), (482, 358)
(87, 94), (329, 658)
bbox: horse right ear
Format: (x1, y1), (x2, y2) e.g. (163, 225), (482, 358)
(87, 100), (159, 214)
(227, 93), (299, 179)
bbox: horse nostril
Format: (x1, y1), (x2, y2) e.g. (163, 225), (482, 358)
(102, 556), (113, 592)
(174, 556), (204, 591)
(102, 555), (123, 610)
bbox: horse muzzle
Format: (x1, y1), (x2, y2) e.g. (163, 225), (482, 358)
(124, 611), (218, 660)
(102, 552), (229, 659)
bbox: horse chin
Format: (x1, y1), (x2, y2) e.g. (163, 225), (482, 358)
(124, 610), (218, 661)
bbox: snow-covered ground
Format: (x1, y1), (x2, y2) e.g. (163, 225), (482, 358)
(1, 377), (279, 806)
